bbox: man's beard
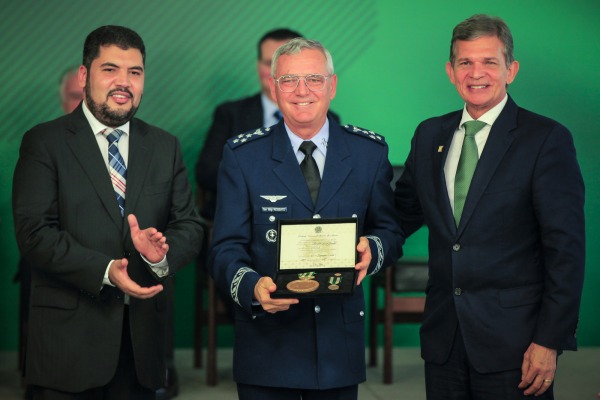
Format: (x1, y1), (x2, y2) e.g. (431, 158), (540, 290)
(85, 81), (140, 127)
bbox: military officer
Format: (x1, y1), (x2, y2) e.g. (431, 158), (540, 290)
(208, 37), (403, 399)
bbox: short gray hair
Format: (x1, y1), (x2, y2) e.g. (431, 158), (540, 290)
(271, 38), (334, 77)
(450, 14), (515, 67)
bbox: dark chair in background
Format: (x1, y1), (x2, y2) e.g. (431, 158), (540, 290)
(193, 212), (234, 386)
(369, 258), (429, 383)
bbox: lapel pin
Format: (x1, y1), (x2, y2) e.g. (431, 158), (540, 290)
(438, 146), (444, 153)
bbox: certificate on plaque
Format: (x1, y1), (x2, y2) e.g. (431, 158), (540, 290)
(271, 217), (358, 298)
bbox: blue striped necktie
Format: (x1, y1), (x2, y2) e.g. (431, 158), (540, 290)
(104, 128), (127, 216)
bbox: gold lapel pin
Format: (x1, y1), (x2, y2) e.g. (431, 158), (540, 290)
(437, 146), (444, 153)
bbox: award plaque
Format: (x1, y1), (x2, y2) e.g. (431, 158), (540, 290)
(271, 217), (358, 298)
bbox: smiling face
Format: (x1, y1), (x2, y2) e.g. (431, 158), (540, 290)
(80, 44), (144, 127)
(269, 48), (337, 139)
(446, 35), (519, 119)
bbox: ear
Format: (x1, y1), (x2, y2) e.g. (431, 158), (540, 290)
(78, 65), (87, 89)
(506, 60), (520, 85)
(268, 76), (278, 104)
(329, 74), (337, 100)
(445, 61), (456, 85)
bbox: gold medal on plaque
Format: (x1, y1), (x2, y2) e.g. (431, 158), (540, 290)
(287, 279), (319, 293)
(287, 272), (319, 293)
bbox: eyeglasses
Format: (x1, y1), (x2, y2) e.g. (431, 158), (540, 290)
(275, 74), (330, 92)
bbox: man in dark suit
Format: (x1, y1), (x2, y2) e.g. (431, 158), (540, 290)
(394, 14), (585, 399)
(208, 38), (402, 399)
(12, 25), (203, 399)
(195, 28), (340, 221)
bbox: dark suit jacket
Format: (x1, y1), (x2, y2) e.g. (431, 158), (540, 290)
(195, 92), (340, 220)
(208, 119), (402, 389)
(12, 105), (203, 392)
(394, 95), (585, 373)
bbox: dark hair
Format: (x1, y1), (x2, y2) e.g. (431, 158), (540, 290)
(450, 14), (514, 67)
(257, 28), (302, 59)
(83, 25), (145, 70)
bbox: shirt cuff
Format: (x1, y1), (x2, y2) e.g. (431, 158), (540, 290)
(140, 253), (170, 278)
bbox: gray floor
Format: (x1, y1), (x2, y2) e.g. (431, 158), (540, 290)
(1, 348), (598, 399)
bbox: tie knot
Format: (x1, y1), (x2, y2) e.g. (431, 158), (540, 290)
(299, 141), (317, 156)
(463, 120), (486, 137)
(104, 128), (124, 145)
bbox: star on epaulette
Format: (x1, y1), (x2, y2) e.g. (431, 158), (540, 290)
(230, 127), (272, 147)
(343, 125), (386, 143)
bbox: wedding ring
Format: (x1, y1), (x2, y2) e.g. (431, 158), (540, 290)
(543, 379), (553, 384)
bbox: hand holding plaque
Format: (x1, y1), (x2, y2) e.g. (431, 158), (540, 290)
(271, 218), (358, 298)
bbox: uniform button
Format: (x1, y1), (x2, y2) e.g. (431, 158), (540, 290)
(352, 214), (358, 218)
(452, 244), (461, 251)
(313, 214), (321, 219)
(359, 311), (364, 317)
(454, 288), (462, 296)
(269, 215), (276, 222)
(314, 305), (321, 313)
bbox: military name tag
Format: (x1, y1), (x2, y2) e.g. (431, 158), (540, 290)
(262, 206), (288, 213)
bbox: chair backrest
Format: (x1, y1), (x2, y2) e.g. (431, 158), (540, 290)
(392, 258), (428, 292)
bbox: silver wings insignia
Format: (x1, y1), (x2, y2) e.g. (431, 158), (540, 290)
(260, 195), (287, 203)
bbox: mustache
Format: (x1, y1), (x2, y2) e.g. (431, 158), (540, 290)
(107, 87), (134, 97)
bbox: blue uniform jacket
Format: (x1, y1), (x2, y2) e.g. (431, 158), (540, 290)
(208, 118), (403, 389)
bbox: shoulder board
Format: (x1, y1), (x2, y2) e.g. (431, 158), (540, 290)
(342, 124), (386, 144)
(228, 126), (273, 148)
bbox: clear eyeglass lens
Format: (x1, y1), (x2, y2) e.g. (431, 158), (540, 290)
(278, 74), (327, 92)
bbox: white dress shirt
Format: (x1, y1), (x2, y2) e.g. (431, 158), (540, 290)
(444, 95), (508, 212)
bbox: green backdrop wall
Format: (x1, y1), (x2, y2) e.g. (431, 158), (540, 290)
(1, 0), (598, 351)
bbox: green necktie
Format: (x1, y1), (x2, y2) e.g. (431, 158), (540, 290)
(454, 120), (486, 225)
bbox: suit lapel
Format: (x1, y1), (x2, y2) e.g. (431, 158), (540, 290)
(316, 123), (351, 212)
(458, 96), (519, 234)
(65, 109), (124, 230)
(437, 113), (462, 232)
(271, 123), (315, 210)
(271, 122), (353, 212)
(122, 119), (152, 239)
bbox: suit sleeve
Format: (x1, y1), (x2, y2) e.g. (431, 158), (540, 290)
(365, 142), (405, 275)
(208, 144), (260, 314)
(160, 136), (204, 275)
(12, 130), (110, 295)
(531, 123), (585, 350)
(394, 125), (427, 237)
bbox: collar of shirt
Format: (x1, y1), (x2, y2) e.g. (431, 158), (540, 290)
(458, 94), (508, 130)
(261, 93), (280, 127)
(444, 94), (509, 211)
(82, 100), (130, 168)
(285, 119), (329, 178)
